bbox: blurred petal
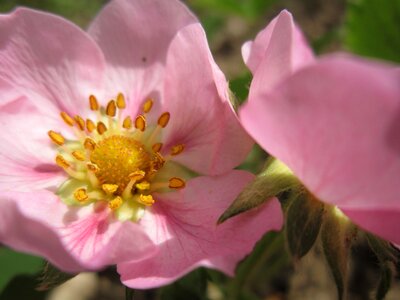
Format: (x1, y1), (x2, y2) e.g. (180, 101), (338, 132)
(241, 55), (400, 242)
(0, 8), (105, 115)
(0, 191), (156, 272)
(118, 170), (283, 288)
(162, 23), (253, 175)
(244, 10), (314, 93)
(88, 0), (197, 110)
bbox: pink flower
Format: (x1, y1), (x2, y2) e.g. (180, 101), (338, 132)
(240, 11), (400, 244)
(0, 0), (283, 288)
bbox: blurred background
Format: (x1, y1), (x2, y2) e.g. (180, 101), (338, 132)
(0, 0), (399, 299)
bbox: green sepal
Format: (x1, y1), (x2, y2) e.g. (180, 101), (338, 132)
(365, 233), (398, 300)
(376, 263), (393, 300)
(218, 158), (299, 223)
(37, 262), (75, 291)
(321, 206), (355, 300)
(285, 191), (325, 260)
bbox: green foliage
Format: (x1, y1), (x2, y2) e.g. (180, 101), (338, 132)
(160, 268), (208, 300)
(0, 0), (106, 26)
(285, 192), (325, 260)
(0, 247), (44, 292)
(345, 0), (400, 63)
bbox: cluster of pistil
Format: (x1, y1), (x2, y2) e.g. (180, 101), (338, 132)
(48, 93), (186, 220)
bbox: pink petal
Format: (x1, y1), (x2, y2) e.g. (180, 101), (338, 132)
(0, 191), (157, 272)
(241, 55), (400, 243)
(161, 23), (253, 175)
(118, 170), (283, 288)
(88, 0), (197, 110)
(0, 112), (66, 191)
(342, 208), (400, 244)
(0, 77), (37, 113)
(0, 8), (105, 116)
(244, 10), (314, 94)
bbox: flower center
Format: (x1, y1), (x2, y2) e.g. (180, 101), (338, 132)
(90, 135), (152, 193)
(48, 93), (186, 222)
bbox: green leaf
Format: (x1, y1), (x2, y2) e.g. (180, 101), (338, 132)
(320, 207), (354, 300)
(285, 192), (325, 259)
(160, 268), (208, 300)
(218, 158), (299, 223)
(0, 247), (44, 292)
(345, 0), (400, 63)
(37, 262), (75, 291)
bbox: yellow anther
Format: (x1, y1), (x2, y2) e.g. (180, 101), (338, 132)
(171, 144), (185, 156)
(128, 170), (146, 182)
(106, 100), (116, 117)
(109, 196), (123, 210)
(152, 143), (163, 153)
(89, 95), (99, 111)
(143, 99), (153, 113)
(138, 194), (155, 206)
(116, 93), (126, 109)
(169, 177), (186, 189)
(48, 130), (65, 146)
(122, 116), (132, 129)
(84, 138), (96, 151)
(55, 155), (70, 169)
(158, 112), (170, 128)
(74, 115), (85, 131)
(136, 181), (150, 191)
(102, 183), (118, 194)
(60, 112), (74, 127)
(72, 150), (86, 161)
(74, 188), (88, 202)
(135, 115), (146, 131)
(87, 163), (99, 173)
(86, 119), (96, 133)
(97, 121), (107, 135)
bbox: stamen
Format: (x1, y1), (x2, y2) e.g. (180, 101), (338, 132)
(152, 143), (163, 153)
(55, 155), (70, 168)
(158, 112), (170, 128)
(48, 130), (65, 146)
(129, 170), (146, 181)
(169, 177), (186, 189)
(74, 188), (89, 202)
(116, 93), (126, 109)
(84, 138), (96, 151)
(97, 122), (107, 135)
(60, 112), (74, 127)
(106, 100), (117, 117)
(102, 184), (118, 194)
(135, 115), (146, 132)
(138, 194), (155, 206)
(86, 119), (96, 133)
(123, 116), (132, 129)
(122, 170), (146, 199)
(89, 95), (99, 111)
(74, 116), (85, 131)
(171, 144), (185, 156)
(87, 163), (99, 173)
(109, 196), (123, 210)
(143, 99), (153, 113)
(72, 151), (86, 161)
(136, 181), (150, 191)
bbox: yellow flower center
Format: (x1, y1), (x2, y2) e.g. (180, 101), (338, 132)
(48, 93), (186, 222)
